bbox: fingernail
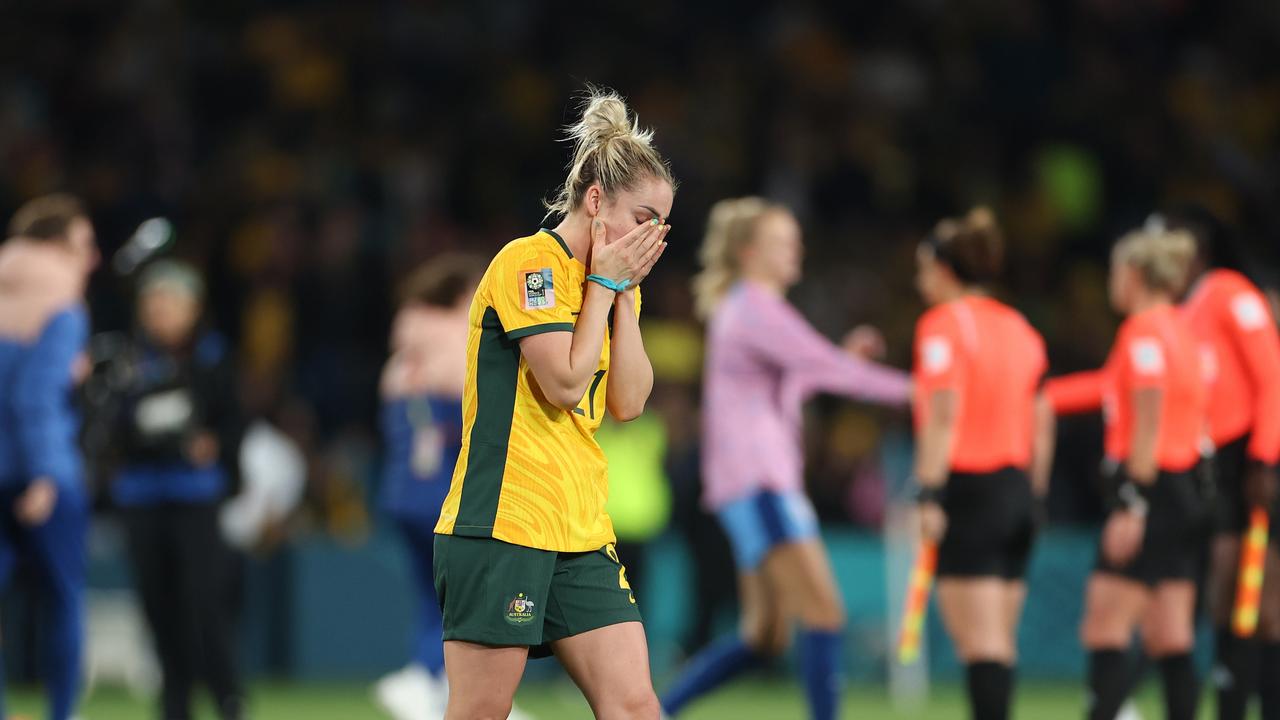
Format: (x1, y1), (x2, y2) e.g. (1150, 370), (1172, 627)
(650, 218), (659, 226)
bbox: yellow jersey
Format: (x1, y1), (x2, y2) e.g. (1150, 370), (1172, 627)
(435, 228), (641, 552)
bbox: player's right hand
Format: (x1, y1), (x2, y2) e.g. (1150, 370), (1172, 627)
(15, 477), (58, 527)
(1102, 509), (1145, 567)
(590, 219), (668, 287)
(918, 501), (947, 542)
(843, 325), (887, 360)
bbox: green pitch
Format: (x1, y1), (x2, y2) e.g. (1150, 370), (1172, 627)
(8, 681), (1177, 719)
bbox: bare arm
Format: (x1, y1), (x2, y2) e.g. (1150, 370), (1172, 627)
(914, 389), (958, 488)
(519, 219), (665, 413)
(1031, 392), (1056, 498)
(606, 289), (653, 421)
(519, 282), (616, 411)
(1127, 387), (1162, 484)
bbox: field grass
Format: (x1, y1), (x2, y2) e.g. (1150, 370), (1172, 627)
(7, 680), (1180, 719)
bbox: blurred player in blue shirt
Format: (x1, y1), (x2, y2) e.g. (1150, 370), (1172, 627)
(373, 255), (486, 720)
(0, 194), (97, 720)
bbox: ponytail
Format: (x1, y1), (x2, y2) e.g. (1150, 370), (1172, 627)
(544, 86), (675, 219)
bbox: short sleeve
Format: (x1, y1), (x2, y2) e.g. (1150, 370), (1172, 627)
(1228, 290), (1272, 333)
(1124, 332), (1167, 388)
(914, 312), (963, 392)
(487, 245), (577, 340)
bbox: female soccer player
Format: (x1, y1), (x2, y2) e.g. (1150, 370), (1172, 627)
(661, 197), (911, 720)
(432, 88), (673, 720)
(1174, 216), (1280, 720)
(911, 208), (1051, 720)
(0, 194), (97, 720)
(1044, 224), (1206, 720)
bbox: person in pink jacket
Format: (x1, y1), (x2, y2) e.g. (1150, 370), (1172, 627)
(661, 197), (910, 720)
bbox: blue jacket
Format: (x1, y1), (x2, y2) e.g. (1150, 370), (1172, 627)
(0, 307), (89, 493)
(379, 394), (461, 523)
(110, 332), (240, 507)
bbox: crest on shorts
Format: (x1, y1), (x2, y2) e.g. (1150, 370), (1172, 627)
(523, 268), (555, 310)
(505, 592), (536, 625)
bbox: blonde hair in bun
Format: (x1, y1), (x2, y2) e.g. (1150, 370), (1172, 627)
(1113, 222), (1197, 294)
(544, 86), (676, 218)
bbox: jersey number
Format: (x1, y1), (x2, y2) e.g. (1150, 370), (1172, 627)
(573, 370), (607, 419)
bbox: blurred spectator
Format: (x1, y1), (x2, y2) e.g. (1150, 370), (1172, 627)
(372, 255), (488, 720)
(103, 260), (244, 720)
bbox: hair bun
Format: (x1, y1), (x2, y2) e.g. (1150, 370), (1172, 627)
(543, 85), (674, 218)
(965, 206), (997, 233)
(579, 93), (640, 145)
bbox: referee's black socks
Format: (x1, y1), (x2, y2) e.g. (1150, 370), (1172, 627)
(1087, 649), (1130, 720)
(1214, 629), (1259, 720)
(1157, 652), (1198, 720)
(966, 661), (1012, 720)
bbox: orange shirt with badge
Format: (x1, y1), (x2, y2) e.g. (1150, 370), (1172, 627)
(1045, 304), (1206, 472)
(913, 296), (1047, 473)
(1180, 269), (1280, 464)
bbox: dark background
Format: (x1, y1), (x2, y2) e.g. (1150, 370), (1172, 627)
(3, 0), (1279, 529)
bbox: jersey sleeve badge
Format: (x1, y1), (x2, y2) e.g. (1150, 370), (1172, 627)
(1231, 293), (1269, 331)
(522, 268), (555, 310)
(1129, 337), (1166, 375)
(921, 335), (953, 375)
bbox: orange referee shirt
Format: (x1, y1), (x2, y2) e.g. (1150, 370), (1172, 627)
(913, 296), (1047, 473)
(1181, 269), (1280, 465)
(1045, 304), (1206, 472)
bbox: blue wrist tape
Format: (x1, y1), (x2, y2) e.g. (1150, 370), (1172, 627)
(586, 274), (631, 292)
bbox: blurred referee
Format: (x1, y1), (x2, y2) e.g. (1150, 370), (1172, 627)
(106, 260), (244, 720)
(0, 195), (97, 720)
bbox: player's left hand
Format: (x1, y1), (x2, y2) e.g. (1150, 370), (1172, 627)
(1102, 509), (1145, 567)
(15, 477), (58, 527)
(918, 501), (947, 542)
(843, 325), (887, 360)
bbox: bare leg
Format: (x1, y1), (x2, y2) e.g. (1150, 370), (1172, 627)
(442, 641), (528, 720)
(553, 621), (660, 720)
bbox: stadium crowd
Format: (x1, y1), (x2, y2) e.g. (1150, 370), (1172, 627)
(3, 0), (1279, 533)
(1, 1), (1280, 719)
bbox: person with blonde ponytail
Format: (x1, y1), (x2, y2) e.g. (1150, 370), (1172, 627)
(432, 87), (673, 720)
(1043, 223), (1207, 720)
(661, 198), (910, 720)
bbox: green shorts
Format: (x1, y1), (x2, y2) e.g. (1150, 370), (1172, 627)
(433, 534), (643, 658)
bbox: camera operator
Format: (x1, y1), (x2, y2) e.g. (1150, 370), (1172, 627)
(107, 260), (244, 720)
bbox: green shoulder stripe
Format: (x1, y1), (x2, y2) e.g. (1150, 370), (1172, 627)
(453, 306), (521, 535)
(507, 322), (574, 340)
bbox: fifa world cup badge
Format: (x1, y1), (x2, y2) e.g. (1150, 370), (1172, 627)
(523, 268), (555, 310)
(505, 592), (536, 625)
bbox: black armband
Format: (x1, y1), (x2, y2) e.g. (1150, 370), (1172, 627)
(1111, 472), (1152, 516)
(912, 481), (946, 505)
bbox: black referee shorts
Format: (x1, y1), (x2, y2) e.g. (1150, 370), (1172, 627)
(1212, 434), (1280, 542)
(937, 467), (1035, 581)
(1095, 469), (1207, 586)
